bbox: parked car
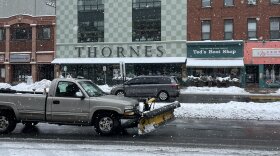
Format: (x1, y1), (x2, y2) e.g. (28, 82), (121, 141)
(111, 76), (180, 101)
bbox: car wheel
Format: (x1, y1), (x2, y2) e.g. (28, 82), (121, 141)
(0, 112), (17, 134)
(158, 91), (169, 101)
(116, 90), (125, 96)
(94, 112), (121, 136)
(22, 121), (39, 126)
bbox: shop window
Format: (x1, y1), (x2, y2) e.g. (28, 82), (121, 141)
(132, 0), (161, 42)
(271, 0), (280, 4)
(12, 65), (31, 82)
(201, 20), (211, 40)
(78, 0), (104, 43)
(224, 0), (234, 6)
(0, 28), (4, 41)
(248, 18), (257, 39)
(11, 27), (32, 40)
(248, 0), (257, 5)
(38, 27), (51, 40)
(270, 17), (280, 39)
(224, 19), (233, 40)
(202, 0), (211, 7)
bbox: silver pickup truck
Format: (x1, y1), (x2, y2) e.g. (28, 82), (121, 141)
(0, 78), (180, 135)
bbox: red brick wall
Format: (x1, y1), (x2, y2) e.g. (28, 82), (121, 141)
(36, 26), (55, 51)
(187, 0), (280, 41)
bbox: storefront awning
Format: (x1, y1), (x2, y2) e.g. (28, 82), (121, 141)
(186, 58), (244, 67)
(51, 57), (186, 64)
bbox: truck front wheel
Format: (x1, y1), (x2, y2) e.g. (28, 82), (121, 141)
(94, 112), (120, 136)
(0, 112), (17, 134)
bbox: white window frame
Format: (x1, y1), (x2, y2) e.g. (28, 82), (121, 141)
(201, 20), (211, 40)
(224, 0), (234, 6)
(248, 0), (257, 5)
(224, 19), (233, 40)
(248, 19), (257, 40)
(202, 0), (211, 7)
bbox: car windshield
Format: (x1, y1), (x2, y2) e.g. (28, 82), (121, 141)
(78, 81), (105, 97)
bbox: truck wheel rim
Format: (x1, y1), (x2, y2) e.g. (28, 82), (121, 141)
(159, 92), (168, 100)
(117, 91), (124, 96)
(0, 116), (9, 131)
(99, 117), (113, 132)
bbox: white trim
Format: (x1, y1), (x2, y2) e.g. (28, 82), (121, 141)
(36, 51), (55, 54)
(30, 24), (37, 27)
(10, 52), (32, 54)
(186, 58), (244, 67)
(0, 52), (5, 54)
(52, 57), (186, 64)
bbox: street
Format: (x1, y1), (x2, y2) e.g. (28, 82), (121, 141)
(1, 119), (280, 151)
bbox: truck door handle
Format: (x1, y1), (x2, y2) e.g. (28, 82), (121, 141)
(53, 100), (60, 104)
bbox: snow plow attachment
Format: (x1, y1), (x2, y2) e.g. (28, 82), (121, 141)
(138, 101), (180, 135)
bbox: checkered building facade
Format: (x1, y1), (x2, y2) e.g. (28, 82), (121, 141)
(56, 0), (187, 58)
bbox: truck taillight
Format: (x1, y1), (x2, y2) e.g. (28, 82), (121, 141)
(172, 84), (179, 89)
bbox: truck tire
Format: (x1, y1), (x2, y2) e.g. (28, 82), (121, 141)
(0, 112), (17, 134)
(115, 90), (125, 96)
(94, 112), (121, 136)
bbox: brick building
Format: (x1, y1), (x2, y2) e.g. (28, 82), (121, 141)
(0, 0), (56, 83)
(187, 0), (280, 88)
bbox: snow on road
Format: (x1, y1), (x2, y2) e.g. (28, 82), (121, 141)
(0, 141), (279, 156)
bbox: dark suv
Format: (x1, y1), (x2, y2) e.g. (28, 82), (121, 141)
(110, 76), (180, 101)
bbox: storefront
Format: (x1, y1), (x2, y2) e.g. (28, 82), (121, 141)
(52, 41), (186, 85)
(186, 41), (245, 87)
(244, 41), (280, 88)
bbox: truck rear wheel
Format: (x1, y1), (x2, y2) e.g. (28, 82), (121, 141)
(0, 112), (17, 134)
(94, 112), (120, 136)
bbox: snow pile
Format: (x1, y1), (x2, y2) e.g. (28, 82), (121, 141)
(0, 83), (12, 89)
(10, 79), (51, 92)
(156, 102), (280, 120)
(181, 86), (250, 94)
(98, 84), (112, 93)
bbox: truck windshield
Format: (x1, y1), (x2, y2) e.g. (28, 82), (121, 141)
(78, 81), (105, 97)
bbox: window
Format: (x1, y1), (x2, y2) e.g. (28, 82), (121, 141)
(224, 19), (233, 40)
(38, 27), (51, 40)
(270, 17), (280, 39)
(56, 81), (81, 97)
(202, 0), (211, 7)
(11, 27), (32, 40)
(224, 0), (234, 6)
(132, 0), (161, 42)
(201, 20), (211, 40)
(248, 0), (257, 5)
(271, 0), (280, 4)
(78, 0), (104, 43)
(248, 19), (257, 39)
(0, 28), (4, 41)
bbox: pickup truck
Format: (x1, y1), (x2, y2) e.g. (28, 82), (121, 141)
(0, 78), (180, 135)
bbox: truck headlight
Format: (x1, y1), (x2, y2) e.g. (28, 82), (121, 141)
(124, 106), (135, 116)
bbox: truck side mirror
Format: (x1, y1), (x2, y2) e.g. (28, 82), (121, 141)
(75, 91), (85, 99)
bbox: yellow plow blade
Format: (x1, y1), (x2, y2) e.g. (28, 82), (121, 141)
(138, 101), (180, 135)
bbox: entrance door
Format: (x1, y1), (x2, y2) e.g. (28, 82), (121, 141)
(246, 65), (259, 87)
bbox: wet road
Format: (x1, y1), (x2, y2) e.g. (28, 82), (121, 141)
(1, 119), (280, 151)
